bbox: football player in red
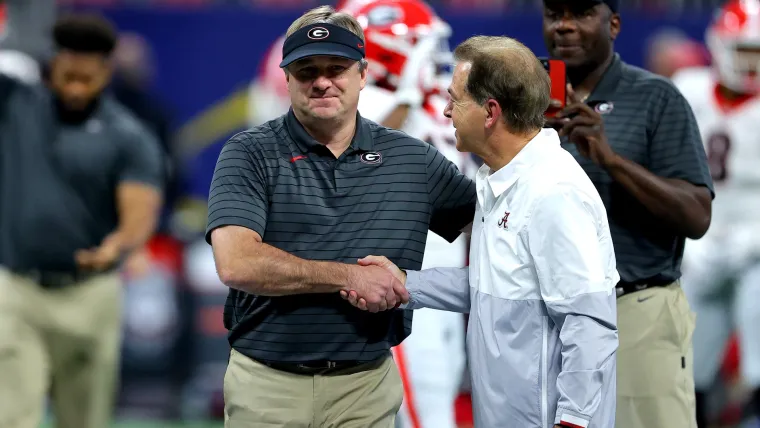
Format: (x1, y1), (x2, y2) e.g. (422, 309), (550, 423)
(672, 1), (760, 426)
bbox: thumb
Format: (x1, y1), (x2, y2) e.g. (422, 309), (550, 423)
(358, 255), (389, 267)
(567, 83), (581, 104)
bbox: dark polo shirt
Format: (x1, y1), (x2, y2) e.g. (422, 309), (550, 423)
(0, 74), (163, 274)
(561, 54), (714, 285)
(206, 109), (476, 363)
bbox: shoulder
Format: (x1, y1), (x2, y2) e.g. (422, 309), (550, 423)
(100, 97), (157, 142)
(363, 116), (431, 153)
(227, 115), (287, 152)
(621, 62), (688, 103)
(671, 66), (713, 93)
(528, 149), (604, 212)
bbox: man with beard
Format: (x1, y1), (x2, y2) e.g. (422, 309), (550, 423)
(0, 13), (163, 428)
(542, 0), (714, 427)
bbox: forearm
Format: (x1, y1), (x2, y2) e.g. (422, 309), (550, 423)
(218, 242), (352, 296)
(403, 267), (470, 313)
(110, 198), (162, 255)
(109, 212), (159, 254)
(605, 154), (708, 237)
(550, 292), (618, 427)
(380, 104), (411, 129)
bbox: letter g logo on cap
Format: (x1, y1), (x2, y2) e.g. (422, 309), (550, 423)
(307, 27), (330, 40)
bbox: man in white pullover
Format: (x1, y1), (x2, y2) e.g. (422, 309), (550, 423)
(344, 35), (619, 428)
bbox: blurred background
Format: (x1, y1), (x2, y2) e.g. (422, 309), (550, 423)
(0, 0), (743, 427)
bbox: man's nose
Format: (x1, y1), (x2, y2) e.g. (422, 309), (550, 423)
(555, 14), (578, 33)
(312, 75), (332, 91)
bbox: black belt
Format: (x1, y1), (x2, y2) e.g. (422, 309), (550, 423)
(16, 269), (100, 288)
(615, 280), (674, 298)
(260, 357), (384, 376)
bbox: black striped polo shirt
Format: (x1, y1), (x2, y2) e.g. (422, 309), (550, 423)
(561, 54), (714, 285)
(205, 109), (476, 363)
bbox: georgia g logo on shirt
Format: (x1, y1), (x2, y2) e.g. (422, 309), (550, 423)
(307, 27), (330, 40)
(360, 152), (382, 165)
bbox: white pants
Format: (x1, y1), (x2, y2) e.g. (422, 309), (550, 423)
(393, 232), (468, 428)
(393, 308), (466, 428)
(682, 231), (760, 390)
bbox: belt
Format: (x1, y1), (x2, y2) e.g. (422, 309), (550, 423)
(260, 358), (380, 376)
(16, 269), (100, 288)
(615, 280), (673, 298)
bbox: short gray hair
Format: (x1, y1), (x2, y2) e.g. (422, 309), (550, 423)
(286, 5), (368, 72)
(453, 36), (550, 134)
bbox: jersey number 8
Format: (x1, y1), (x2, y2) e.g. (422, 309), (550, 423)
(706, 133), (731, 182)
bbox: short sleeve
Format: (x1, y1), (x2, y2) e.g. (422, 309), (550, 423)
(205, 134), (269, 244)
(648, 83), (715, 197)
(425, 143), (476, 242)
(118, 123), (164, 189)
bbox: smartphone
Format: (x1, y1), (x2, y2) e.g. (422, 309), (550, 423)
(539, 58), (567, 117)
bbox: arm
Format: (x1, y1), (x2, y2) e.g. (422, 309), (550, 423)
(206, 135), (349, 294)
(211, 225), (353, 295)
(528, 185), (619, 428)
(358, 85), (416, 126)
(206, 135), (405, 305)
(358, 34), (439, 128)
(403, 267), (471, 313)
(426, 144), (477, 242)
(107, 125), (164, 254)
(604, 85), (713, 239)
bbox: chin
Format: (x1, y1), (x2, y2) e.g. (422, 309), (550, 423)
(309, 107), (343, 120)
(455, 138), (467, 153)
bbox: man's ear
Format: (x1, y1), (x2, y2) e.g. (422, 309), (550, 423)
(609, 13), (621, 41)
(359, 61), (367, 90)
(484, 99), (502, 129)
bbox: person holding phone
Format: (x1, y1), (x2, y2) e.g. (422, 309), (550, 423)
(541, 1), (714, 428)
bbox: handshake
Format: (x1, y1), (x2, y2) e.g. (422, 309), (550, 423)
(340, 256), (409, 313)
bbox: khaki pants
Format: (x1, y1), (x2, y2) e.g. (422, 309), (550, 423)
(616, 282), (697, 428)
(0, 268), (122, 428)
(224, 349), (404, 428)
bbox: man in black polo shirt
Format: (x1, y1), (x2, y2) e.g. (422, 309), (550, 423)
(0, 14), (163, 428)
(205, 5), (475, 428)
(542, 1), (714, 427)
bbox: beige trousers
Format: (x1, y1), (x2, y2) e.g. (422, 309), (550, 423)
(0, 268), (122, 428)
(616, 282), (698, 428)
(224, 349), (404, 427)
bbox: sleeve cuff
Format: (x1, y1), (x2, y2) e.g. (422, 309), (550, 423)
(399, 270), (422, 309)
(555, 409), (590, 428)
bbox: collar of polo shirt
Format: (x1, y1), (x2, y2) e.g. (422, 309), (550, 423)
(481, 128), (562, 197)
(285, 109), (374, 154)
(584, 53), (623, 104)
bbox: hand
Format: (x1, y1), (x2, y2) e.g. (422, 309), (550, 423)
(545, 84), (618, 168)
(75, 234), (122, 272)
(340, 256), (408, 312)
(123, 247), (152, 279)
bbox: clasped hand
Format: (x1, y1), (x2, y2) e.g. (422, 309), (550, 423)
(340, 256), (408, 313)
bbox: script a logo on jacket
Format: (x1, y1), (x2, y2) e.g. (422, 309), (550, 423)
(498, 212), (510, 229)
